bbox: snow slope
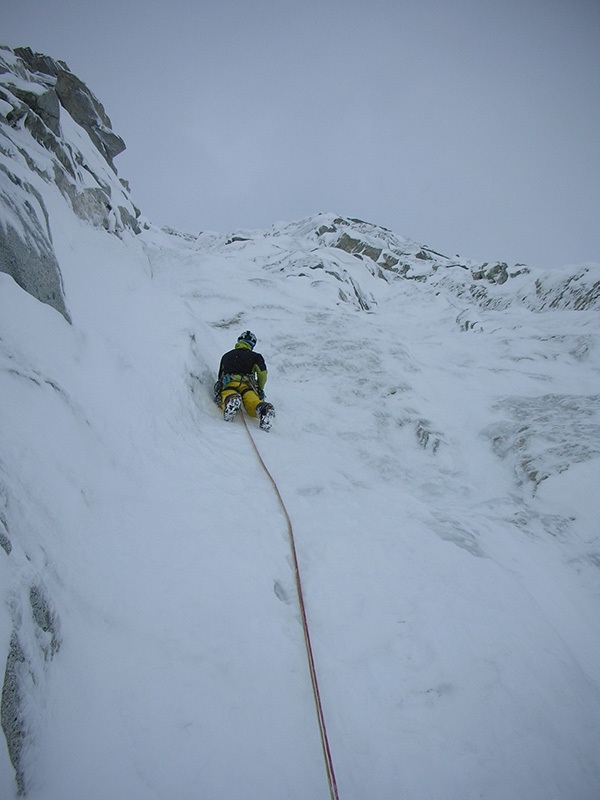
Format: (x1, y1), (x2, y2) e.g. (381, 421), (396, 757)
(2, 47), (600, 800)
(2, 203), (600, 799)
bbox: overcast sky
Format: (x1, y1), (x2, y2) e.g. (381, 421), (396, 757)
(3, 0), (600, 269)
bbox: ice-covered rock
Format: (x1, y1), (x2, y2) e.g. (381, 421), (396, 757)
(0, 45), (140, 321)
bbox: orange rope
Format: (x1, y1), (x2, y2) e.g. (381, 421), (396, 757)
(241, 414), (340, 800)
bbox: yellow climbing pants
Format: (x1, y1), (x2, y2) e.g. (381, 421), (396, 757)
(221, 378), (262, 418)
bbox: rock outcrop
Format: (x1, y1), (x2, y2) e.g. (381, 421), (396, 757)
(0, 45), (140, 322)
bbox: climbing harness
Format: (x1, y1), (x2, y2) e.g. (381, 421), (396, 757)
(240, 414), (340, 800)
(219, 373), (260, 394)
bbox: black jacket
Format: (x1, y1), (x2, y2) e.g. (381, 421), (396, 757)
(218, 343), (268, 390)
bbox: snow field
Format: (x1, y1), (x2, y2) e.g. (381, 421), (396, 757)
(1, 203), (600, 798)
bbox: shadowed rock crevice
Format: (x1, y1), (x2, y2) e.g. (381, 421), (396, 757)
(1, 582), (62, 796)
(1, 633), (27, 796)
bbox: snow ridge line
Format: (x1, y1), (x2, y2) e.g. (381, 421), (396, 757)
(240, 414), (340, 800)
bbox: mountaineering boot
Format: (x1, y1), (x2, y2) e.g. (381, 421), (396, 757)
(257, 402), (275, 431)
(223, 393), (242, 422)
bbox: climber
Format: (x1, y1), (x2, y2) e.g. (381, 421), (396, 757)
(215, 331), (275, 431)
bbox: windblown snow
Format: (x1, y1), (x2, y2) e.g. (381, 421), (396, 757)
(1, 46), (600, 800)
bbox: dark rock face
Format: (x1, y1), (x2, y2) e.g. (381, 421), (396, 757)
(13, 46), (68, 77)
(13, 45), (126, 170)
(7, 84), (60, 135)
(55, 70), (126, 169)
(0, 46), (141, 321)
(1, 584), (62, 796)
(1, 633), (27, 796)
(0, 163), (71, 322)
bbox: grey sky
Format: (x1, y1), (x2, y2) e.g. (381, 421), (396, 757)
(3, 0), (600, 268)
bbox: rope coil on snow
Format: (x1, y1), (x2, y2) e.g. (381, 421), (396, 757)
(241, 414), (340, 800)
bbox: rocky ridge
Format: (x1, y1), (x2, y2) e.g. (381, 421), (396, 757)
(190, 212), (600, 316)
(0, 45), (141, 322)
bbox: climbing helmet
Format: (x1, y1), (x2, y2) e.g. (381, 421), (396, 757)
(238, 330), (257, 349)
